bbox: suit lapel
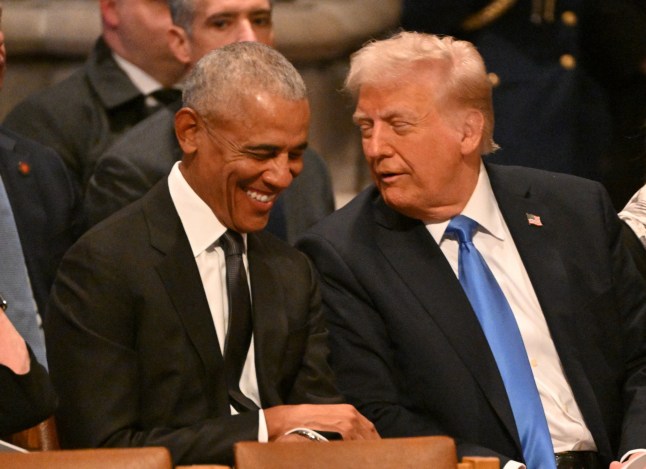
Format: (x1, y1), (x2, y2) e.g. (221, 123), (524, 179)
(487, 164), (612, 457)
(372, 195), (521, 451)
(487, 164), (573, 323)
(247, 233), (288, 405)
(144, 182), (226, 410)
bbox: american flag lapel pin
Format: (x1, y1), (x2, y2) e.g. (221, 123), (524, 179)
(526, 213), (543, 227)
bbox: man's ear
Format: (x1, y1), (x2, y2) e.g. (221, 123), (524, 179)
(99, 0), (119, 29)
(168, 25), (192, 66)
(461, 109), (484, 155)
(175, 107), (200, 156)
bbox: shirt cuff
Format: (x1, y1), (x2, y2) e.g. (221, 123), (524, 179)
(503, 461), (526, 469)
(258, 409), (268, 443)
(621, 449), (646, 463)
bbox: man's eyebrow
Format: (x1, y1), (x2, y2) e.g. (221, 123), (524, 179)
(353, 109), (412, 123)
(243, 142), (309, 153)
(207, 8), (272, 19)
(352, 112), (370, 123)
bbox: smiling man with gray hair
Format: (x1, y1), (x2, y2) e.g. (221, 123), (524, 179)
(45, 41), (377, 466)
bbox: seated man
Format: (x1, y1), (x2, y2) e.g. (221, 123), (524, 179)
(84, 0), (335, 244)
(3, 0), (187, 189)
(45, 42), (377, 466)
(298, 32), (646, 469)
(0, 299), (56, 436)
(0, 3), (81, 367)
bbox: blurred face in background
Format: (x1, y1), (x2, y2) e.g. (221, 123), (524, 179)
(101, 0), (186, 86)
(170, 0), (274, 66)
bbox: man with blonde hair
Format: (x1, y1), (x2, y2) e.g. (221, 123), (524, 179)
(298, 32), (646, 469)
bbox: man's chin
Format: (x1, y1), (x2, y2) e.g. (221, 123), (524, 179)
(233, 216), (271, 234)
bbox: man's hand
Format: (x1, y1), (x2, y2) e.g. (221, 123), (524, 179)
(264, 404), (380, 441)
(0, 309), (30, 375)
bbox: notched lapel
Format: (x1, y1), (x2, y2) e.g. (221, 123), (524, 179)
(247, 235), (288, 404)
(490, 172), (575, 340)
(490, 169), (612, 456)
(146, 184), (224, 407)
(373, 199), (520, 449)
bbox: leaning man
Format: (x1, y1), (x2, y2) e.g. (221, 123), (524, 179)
(297, 32), (646, 469)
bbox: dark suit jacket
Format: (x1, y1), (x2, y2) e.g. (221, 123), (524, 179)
(45, 180), (342, 465)
(0, 347), (57, 436)
(0, 126), (80, 317)
(84, 106), (336, 244)
(297, 163), (646, 466)
(3, 38), (153, 188)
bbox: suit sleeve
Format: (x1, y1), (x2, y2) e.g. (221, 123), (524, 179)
(0, 348), (57, 435)
(297, 233), (514, 465)
(84, 145), (157, 228)
(45, 236), (260, 466)
(284, 255), (344, 405)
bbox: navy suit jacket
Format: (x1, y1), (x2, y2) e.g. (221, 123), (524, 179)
(297, 163), (646, 466)
(0, 126), (80, 317)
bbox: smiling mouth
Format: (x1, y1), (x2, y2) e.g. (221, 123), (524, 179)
(246, 189), (276, 204)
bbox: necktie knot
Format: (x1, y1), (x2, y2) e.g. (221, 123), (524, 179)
(220, 230), (245, 257)
(446, 215), (478, 245)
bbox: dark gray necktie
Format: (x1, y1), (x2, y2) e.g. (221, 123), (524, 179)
(219, 230), (258, 412)
(0, 175), (47, 368)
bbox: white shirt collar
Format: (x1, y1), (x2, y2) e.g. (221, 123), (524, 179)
(427, 161), (507, 244)
(168, 162), (247, 256)
(112, 52), (164, 96)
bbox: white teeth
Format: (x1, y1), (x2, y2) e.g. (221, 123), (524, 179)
(246, 190), (275, 203)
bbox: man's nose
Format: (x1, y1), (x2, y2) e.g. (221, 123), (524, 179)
(237, 20), (259, 42)
(265, 154), (302, 190)
(363, 126), (392, 161)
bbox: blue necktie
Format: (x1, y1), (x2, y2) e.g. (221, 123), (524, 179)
(0, 175), (47, 368)
(445, 215), (555, 469)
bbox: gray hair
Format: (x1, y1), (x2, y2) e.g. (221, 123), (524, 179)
(182, 41), (307, 121)
(346, 31), (498, 154)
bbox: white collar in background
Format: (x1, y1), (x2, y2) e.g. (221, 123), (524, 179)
(113, 52), (165, 96)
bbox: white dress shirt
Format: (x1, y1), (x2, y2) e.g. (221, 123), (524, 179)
(168, 162), (268, 441)
(426, 163), (595, 467)
(113, 53), (177, 107)
(619, 184), (646, 248)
